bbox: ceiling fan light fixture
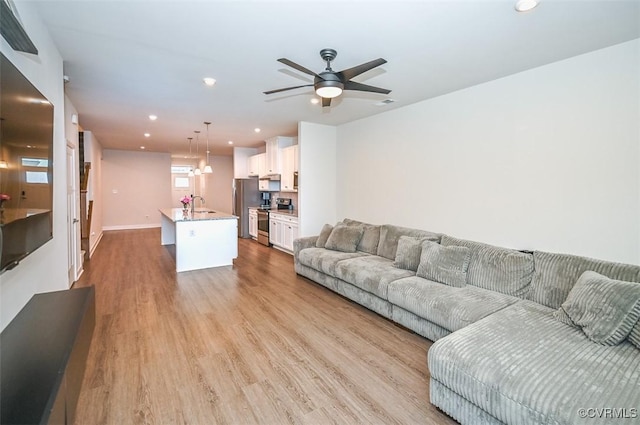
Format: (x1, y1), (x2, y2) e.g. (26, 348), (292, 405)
(315, 80), (343, 99)
(515, 0), (539, 12)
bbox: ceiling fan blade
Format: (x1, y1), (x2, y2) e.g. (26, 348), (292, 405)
(277, 58), (322, 78)
(343, 80), (391, 94)
(322, 97), (332, 107)
(263, 84), (314, 95)
(338, 58), (387, 81)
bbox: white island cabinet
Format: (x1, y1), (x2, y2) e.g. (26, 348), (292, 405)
(159, 208), (238, 272)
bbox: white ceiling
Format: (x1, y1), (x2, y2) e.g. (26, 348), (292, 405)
(31, 0), (639, 158)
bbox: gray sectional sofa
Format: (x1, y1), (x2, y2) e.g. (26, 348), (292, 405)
(293, 219), (640, 425)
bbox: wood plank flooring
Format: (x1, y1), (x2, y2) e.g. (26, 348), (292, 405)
(73, 229), (457, 425)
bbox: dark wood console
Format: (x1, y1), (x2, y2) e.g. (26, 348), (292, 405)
(1, 286), (95, 424)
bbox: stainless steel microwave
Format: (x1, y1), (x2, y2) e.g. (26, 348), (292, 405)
(293, 171), (298, 190)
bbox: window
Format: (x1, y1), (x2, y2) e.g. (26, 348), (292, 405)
(22, 157), (50, 184)
(171, 164), (194, 191)
(22, 157), (49, 167)
(174, 177), (190, 188)
(171, 165), (192, 174)
(25, 171), (49, 184)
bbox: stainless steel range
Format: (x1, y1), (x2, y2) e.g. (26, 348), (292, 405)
(257, 209), (270, 246)
(256, 198), (293, 247)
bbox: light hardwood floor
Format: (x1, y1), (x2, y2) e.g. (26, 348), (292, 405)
(74, 229), (457, 425)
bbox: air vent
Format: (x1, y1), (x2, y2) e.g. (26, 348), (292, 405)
(374, 99), (395, 106)
(0, 0), (38, 54)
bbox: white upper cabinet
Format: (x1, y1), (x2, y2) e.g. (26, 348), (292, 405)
(263, 136), (295, 176)
(248, 153), (266, 177)
(281, 145), (298, 192)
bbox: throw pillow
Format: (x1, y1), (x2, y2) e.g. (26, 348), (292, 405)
(416, 240), (470, 287)
(316, 224), (334, 248)
(555, 271), (640, 346)
(324, 224), (364, 253)
(393, 236), (425, 271)
(341, 219), (381, 254)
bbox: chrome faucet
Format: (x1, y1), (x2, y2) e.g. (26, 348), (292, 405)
(191, 195), (205, 214)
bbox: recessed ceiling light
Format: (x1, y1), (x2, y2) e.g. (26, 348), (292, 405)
(144, 133), (150, 137)
(374, 99), (396, 106)
(228, 141), (234, 145)
(140, 146), (146, 150)
(515, 0), (539, 12)
(149, 114), (157, 121)
(203, 77), (216, 86)
(254, 128), (261, 133)
(310, 98), (320, 105)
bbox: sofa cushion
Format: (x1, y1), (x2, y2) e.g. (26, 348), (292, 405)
(297, 247), (368, 276)
(554, 271), (640, 345)
(377, 224), (440, 260)
(526, 250), (640, 310)
(440, 235), (533, 298)
(428, 300), (640, 425)
(342, 219), (381, 255)
(315, 224), (334, 248)
(387, 276), (519, 332)
(629, 324), (640, 349)
(324, 224), (364, 253)
(416, 240), (470, 287)
(393, 236), (425, 271)
(335, 255), (415, 299)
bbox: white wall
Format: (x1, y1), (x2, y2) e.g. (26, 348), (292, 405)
(337, 40), (640, 264)
(203, 155), (233, 214)
(102, 149), (172, 230)
(298, 122), (337, 236)
(0, 2), (69, 330)
(82, 131), (104, 255)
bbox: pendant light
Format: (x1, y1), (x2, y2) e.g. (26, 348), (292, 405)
(187, 138), (194, 177)
(203, 121), (213, 173)
(194, 130), (201, 176)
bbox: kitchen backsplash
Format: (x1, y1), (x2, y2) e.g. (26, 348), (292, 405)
(272, 192), (298, 209)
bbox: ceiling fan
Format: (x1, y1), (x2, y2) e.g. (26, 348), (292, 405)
(264, 48), (391, 107)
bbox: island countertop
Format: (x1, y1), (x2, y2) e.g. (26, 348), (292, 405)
(159, 208), (238, 223)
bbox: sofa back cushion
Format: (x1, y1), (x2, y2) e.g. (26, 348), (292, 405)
(342, 218), (381, 255)
(440, 235), (534, 297)
(527, 250), (640, 309)
(377, 224), (440, 260)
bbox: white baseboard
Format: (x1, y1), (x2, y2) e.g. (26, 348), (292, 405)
(89, 231), (104, 258)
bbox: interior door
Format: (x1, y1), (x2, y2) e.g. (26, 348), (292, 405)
(66, 144), (79, 286)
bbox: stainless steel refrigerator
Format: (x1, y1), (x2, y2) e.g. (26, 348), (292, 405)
(232, 178), (261, 238)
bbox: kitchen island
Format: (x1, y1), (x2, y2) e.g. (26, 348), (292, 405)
(159, 208), (238, 272)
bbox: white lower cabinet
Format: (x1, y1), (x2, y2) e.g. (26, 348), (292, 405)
(249, 209), (258, 238)
(282, 221), (299, 251)
(269, 213), (298, 252)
